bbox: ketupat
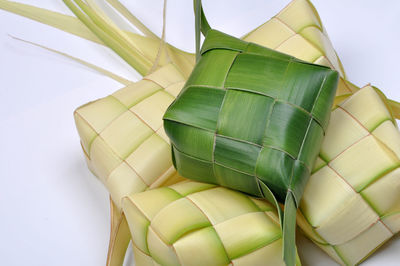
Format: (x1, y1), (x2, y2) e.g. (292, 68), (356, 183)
(298, 85), (400, 265)
(123, 180), (301, 266)
(75, 63), (187, 209)
(2, 0), (399, 265)
(163, 1), (339, 264)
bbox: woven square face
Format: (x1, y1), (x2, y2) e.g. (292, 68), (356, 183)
(164, 30), (339, 203)
(298, 86), (400, 265)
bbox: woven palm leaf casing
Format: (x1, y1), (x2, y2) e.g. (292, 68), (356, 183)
(298, 85), (400, 265)
(164, 29), (338, 200)
(74, 63), (187, 209)
(123, 180), (301, 266)
(163, 28), (339, 264)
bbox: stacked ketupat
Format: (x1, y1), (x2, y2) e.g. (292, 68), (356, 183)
(123, 180), (301, 266)
(73, 0), (348, 209)
(72, 0), (400, 265)
(298, 85), (400, 265)
(3, 0), (397, 264)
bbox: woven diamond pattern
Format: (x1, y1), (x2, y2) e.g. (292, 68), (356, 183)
(164, 29), (339, 204)
(244, 0), (354, 97)
(298, 86), (400, 265)
(123, 181), (298, 266)
(74, 64), (186, 208)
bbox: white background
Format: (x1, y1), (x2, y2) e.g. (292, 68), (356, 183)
(0, 0), (399, 265)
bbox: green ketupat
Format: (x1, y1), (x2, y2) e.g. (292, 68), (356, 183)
(163, 1), (339, 264)
(298, 85), (400, 265)
(123, 180), (301, 266)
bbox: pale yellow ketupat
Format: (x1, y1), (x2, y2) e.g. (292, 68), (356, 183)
(123, 180), (301, 266)
(75, 64), (187, 210)
(298, 85), (400, 265)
